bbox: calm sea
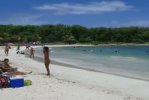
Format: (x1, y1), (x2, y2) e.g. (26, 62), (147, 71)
(35, 45), (149, 81)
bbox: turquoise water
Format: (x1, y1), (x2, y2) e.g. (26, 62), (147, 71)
(35, 45), (149, 81)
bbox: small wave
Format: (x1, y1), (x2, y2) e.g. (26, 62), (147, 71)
(109, 56), (142, 62)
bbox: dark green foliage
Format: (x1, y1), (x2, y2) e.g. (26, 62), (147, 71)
(0, 24), (149, 44)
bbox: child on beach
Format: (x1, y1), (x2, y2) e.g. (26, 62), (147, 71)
(43, 47), (50, 76)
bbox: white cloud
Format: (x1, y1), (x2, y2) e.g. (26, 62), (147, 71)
(33, 1), (133, 15)
(0, 15), (45, 25)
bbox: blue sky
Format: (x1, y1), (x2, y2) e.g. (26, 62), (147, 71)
(0, 0), (149, 27)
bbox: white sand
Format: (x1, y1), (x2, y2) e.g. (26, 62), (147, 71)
(0, 46), (149, 100)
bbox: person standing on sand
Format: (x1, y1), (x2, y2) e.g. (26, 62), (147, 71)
(17, 43), (20, 50)
(43, 46), (50, 76)
(30, 47), (35, 58)
(16, 43), (20, 54)
(4, 44), (10, 56)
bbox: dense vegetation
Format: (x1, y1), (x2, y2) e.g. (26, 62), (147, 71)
(0, 24), (149, 45)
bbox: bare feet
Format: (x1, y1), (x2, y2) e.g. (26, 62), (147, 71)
(47, 73), (50, 76)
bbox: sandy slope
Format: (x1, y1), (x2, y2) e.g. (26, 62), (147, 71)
(0, 46), (149, 100)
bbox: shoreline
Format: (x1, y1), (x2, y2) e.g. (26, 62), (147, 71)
(30, 45), (149, 82)
(32, 55), (149, 82)
(44, 43), (149, 47)
(51, 60), (149, 82)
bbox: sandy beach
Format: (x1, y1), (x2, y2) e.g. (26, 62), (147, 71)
(0, 45), (149, 100)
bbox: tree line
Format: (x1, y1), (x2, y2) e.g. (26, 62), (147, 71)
(0, 24), (149, 45)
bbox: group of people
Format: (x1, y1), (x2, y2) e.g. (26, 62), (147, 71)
(2, 44), (51, 76)
(26, 46), (50, 75)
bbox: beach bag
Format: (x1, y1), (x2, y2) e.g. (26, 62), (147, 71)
(0, 76), (9, 88)
(24, 80), (32, 86)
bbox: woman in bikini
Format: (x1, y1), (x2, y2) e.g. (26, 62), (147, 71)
(1, 59), (31, 75)
(43, 47), (50, 76)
